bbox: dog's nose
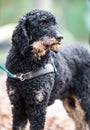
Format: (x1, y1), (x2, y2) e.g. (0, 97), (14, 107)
(50, 25), (64, 41)
(56, 34), (63, 41)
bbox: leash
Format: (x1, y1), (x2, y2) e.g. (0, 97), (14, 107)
(0, 63), (54, 81)
(0, 65), (17, 78)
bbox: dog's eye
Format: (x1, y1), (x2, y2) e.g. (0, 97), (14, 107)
(40, 20), (47, 26)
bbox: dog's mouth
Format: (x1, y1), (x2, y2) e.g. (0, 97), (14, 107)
(30, 37), (63, 59)
(43, 37), (62, 51)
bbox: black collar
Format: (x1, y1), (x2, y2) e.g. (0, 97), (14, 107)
(8, 63), (54, 81)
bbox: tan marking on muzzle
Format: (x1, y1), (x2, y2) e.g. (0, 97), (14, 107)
(31, 37), (62, 59)
(44, 37), (62, 51)
(31, 41), (46, 59)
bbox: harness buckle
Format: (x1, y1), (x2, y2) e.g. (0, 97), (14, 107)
(18, 73), (25, 81)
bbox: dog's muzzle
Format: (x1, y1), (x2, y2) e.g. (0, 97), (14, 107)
(49, 25), (63, 42)
(31, 36), (63, 59)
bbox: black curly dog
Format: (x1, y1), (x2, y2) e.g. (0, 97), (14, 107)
(6, 9), (90, 130)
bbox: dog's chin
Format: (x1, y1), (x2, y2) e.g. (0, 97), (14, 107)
(30, 41), (46, 60)
(31, 45), (59, 60)
(47, 43), (61, 52)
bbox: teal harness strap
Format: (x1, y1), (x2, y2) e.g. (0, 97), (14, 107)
(0, 65), (16, 78)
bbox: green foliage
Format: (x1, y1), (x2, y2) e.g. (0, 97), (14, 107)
(65, 0), (88, 40)
(0, 0), (34, 25)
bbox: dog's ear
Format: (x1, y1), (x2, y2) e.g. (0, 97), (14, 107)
(12, 17), (30, 55)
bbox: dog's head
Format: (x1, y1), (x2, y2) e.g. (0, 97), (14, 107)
(12, 9), (63, 58)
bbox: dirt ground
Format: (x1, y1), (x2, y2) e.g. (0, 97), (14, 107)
(0, 77), (75, 130)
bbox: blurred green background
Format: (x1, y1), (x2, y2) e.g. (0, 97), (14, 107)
(0, 0), (90, 75)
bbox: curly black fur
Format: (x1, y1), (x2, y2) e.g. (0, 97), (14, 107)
(6, 9), (90, 130)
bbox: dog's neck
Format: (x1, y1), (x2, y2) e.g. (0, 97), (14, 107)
(20, 50), (51, 72)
